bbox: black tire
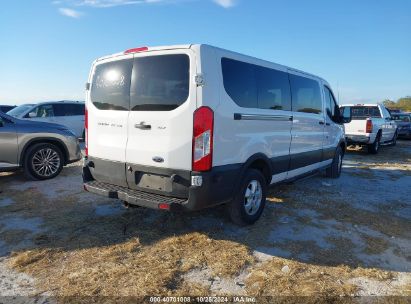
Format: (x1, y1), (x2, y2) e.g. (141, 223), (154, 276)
(326, 146), (343, 178)
(388, 131), (398, 147)
(367, 133), (381, 154)
(24, 143), (64, 180)
(227, 169), (267, 226)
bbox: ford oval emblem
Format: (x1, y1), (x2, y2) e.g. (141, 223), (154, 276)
(152, 156), (164, 163)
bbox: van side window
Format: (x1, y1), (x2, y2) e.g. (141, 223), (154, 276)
(222, 58), (258, 108)
(222, 58), (291, 110)
(91, 59), (133, 111)
(257, 66), (291, 111)
(289, 74), (322, 114)
(130, 54), (190, 111)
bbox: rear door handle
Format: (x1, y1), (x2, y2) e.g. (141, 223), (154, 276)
(135, 122), (151, 130)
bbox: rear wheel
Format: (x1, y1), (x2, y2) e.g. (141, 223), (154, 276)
(389, 131), (398, 147)
(367, 133), (381, 154)
(24, 143), (64, 180)
(227, 169), (267, 226)
(326, 146), (343, 178)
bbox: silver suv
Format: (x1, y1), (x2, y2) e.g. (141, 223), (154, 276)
(0, 112), (81, 180)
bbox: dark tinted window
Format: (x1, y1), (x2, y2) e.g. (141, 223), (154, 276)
(222, 58), (291, 110)
(349, 106), (381, 119)
(324, 86), (337, 118)
(130, 55), (189, 111)
(54, 104), (85, 116)
(222, 58), (258, 108)
(289, 74), (322, 114)
(256, 66), (291, 111)
(91, 59), (132, 111)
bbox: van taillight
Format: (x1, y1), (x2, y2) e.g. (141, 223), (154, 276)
(366, 119), (373, 133)
(85, 107), (88, 156)
(192, 107), (214, 172)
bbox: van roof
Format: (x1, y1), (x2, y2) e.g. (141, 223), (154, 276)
(94, 44), (327, 84)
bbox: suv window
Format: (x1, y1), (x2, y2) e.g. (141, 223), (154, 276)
(221, 58), (291, 110)
(28, 104), (54, 118)
(91, 59), (133, 111)
(289, 74), (322, 114)
(130, 54), (190, 111)
(393, 114), (411, 122)
(54, 104), (85, 116)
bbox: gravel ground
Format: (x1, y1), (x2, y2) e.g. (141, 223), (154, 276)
(0, 140), (410, 298)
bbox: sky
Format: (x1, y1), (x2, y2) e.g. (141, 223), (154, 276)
(0, 0), (410, 105)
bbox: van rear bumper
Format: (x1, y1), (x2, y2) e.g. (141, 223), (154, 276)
(83, 162), (241, 211)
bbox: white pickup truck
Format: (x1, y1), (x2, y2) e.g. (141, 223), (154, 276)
(340, 103), (398, 154)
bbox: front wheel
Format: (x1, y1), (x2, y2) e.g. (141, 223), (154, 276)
(24, 143), (64, 180)
(227, 169), (267, 226)
(326, 146), (343, 178)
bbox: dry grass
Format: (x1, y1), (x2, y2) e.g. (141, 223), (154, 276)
(246, 257), (398, 299)
(9, 232), (254, 296)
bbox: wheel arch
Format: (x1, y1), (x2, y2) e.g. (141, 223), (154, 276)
(239, 153), (273, 185)
(19, 138), (69, 166)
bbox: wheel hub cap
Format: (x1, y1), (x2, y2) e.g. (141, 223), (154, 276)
(244, 180), (262, 216)
(32, 148), (60, 177)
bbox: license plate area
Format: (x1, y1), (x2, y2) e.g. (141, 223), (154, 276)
(135, 172), (171, 192)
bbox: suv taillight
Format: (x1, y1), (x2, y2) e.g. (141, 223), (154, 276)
(192, 107), (214, 172)
(85, 107), (88, 156)
(366, 119), (373, 133)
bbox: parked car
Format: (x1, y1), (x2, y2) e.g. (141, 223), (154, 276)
(82, 44), (351, 225)
(0, 112), (81, 180)
(0, 105), (16, 113)
(7, 101), (85, 138)
(340, 103), (398, 154)
(392, 113), (411, 139)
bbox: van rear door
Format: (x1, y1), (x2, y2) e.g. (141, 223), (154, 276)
(125, 50), (196, 195)
(87, 54), (134, 187)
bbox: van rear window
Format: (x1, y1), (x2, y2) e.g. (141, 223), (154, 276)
(130, 54), (189, 111)
(91, 59), (133, 111)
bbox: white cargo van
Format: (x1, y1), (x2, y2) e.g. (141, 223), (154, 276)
(83, 44), (351, 225)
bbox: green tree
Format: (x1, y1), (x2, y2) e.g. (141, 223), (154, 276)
(397, 97), (411, 112)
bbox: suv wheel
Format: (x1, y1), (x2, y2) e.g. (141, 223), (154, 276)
(24, 143), (64, 180)
(326, 146), (343, 178)
(227, 169), (267, 226)
(367, 133), (381, 154)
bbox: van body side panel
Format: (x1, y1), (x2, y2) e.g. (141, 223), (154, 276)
(213, 49), (292, 177)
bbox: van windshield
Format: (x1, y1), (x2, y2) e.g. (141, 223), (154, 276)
(90, 54), (190, 111)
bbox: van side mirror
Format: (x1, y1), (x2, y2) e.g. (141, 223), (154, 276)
(339, 107), (352, 124)
(28, 112), (37, 118)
